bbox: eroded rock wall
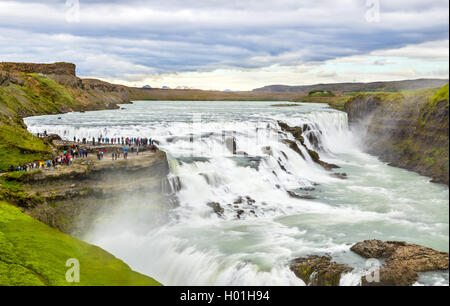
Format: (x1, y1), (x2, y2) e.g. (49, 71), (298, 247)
(4, 150), (172, 236)
(0, 62), (76, 76)
(344, 86), (449, 185)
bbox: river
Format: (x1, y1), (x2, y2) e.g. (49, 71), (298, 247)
(24, 100), (449, 286)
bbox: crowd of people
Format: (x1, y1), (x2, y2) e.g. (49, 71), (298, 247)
(7, 135), (158, 173)
(76, 136), (154, 147)
(10, 148), (81, 172)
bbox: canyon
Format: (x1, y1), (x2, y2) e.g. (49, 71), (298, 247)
(1, 62), (448, 286)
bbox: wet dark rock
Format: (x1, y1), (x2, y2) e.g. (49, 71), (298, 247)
(278, 121), (305, 144)
(233, 196), (255, 205)
(300, 187), (316, 192)
(234, 197), (244, 204)
(279, 121), (340, 171)
(236, 209), (245, 219)
(282, 139), (305, 159)
(207, 202), (224, 217)
(262, 146), (273, 156)
(307, 149), (340, 170)
(306, 131), (322, 150)
(277, 160), (289, 173)
(287, 190), (317, 200)
(245, 196), (256, 205)
(290, 255), (353, 286)
(225, 137), (237, 154)
(331, 173), (348, 179)
(351, 240), (449, 286)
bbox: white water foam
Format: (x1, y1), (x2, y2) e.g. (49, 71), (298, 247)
(24, 101), (449, 286)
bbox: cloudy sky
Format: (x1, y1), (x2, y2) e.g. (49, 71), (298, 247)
(0, 0), (448, 90)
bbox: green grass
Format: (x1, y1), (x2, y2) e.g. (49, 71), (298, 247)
(27, 73), (77, 111)
(0, 122), (52, 172)
(431, 84), (449, 106)
(308, 89), (335, 97)
(418, 84), (449, 127)
(0, 201), (162, 286)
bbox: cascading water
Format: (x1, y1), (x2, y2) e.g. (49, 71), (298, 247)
(24, 101), (449, 286)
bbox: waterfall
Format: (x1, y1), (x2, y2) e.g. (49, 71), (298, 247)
(24, 101), (449, 286)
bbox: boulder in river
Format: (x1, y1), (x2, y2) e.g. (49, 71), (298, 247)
(350, 240), (449, 286)
(278, 121), (304, 144)
(207, 202), (224, 217)
(287, 190), (316, 200)
(282, 139), (305, 159)
(236, 209), (245, 219)
(225, 137), (237, 154)
(279, 121), (339, 171)
(290, 255), (353, 286)
(331, 172), (348, 179)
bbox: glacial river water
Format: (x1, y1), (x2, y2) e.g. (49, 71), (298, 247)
(24, 101), (449, 286)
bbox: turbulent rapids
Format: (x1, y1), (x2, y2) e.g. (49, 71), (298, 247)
(24, 101), (449, 286)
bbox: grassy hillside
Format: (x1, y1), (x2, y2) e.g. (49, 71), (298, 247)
(0, 201), (161, 286)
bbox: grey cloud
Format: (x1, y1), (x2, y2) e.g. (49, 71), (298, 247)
(0, 0), (448, 78)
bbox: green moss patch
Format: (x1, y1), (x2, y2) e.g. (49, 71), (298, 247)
(308, 89), (335, 97)
(0, 122), (52, 172)
(431, 84), (449, 106)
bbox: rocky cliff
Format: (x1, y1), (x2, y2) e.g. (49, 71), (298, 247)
(1, 149), (172, 237)
(0, 62), (76, 76)
(345, 85), (449, 185)
(0, 62), (134, 172)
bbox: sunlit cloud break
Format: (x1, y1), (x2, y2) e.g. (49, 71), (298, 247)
(0, 0), (448, 90)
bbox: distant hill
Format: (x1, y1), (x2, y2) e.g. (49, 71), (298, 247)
(253, 79), (449, 93)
